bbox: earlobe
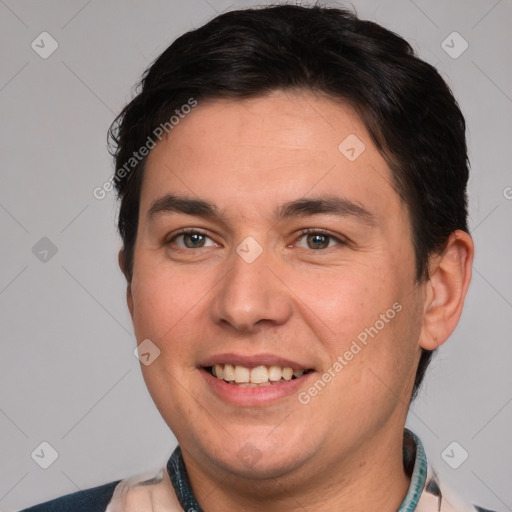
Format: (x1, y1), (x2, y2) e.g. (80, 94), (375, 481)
(419, 230), (474, 351)
(118, 249), (126, 275)
(126, 284), (134, 318)
(118, 249), (134, 318)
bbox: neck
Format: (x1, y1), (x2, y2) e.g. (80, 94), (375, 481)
(182, 426), (411, 512)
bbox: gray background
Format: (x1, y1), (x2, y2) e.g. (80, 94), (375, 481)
(1, 0), (511, 510)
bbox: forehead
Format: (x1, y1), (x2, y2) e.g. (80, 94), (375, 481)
(141, 90), (403, 222)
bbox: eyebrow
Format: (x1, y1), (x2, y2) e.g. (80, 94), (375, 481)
(147, 194), (220, 219)
(275, 196), (376, 225)
(147, 194), (376, 225)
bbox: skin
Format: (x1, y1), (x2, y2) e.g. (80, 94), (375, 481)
(121, 90), (474, 511)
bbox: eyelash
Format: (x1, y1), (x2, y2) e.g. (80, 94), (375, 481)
(165, 228), (347, 250)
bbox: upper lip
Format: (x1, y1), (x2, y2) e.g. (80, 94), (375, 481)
(200, 353), (313, 371)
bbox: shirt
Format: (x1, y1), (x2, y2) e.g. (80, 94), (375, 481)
(21, 430), (497, 512)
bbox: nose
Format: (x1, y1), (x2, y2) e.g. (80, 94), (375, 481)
(210, 246), (293, 333)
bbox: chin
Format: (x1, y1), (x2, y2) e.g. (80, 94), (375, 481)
(212, 446), (309, 481)
(192, 426), (316, 481)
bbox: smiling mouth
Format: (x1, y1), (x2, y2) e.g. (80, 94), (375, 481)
(205, 364), (314, 387)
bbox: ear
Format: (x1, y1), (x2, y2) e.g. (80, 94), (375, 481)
(118, 249), (134, 318)
(419, 230), (474, 351)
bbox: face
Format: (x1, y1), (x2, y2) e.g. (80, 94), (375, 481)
(127, 90), (426, 481)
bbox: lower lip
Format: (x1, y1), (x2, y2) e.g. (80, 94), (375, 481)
(200, 368), (315, 407)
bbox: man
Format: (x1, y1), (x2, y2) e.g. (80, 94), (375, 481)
(22, 4), (494, 511)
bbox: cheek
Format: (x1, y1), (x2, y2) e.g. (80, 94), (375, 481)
(341, 290), (423, 402)
(288, 261), (400, 346)
(311, 296), (423, 437)
(130, 263), (205, 416)
(129, 255), (206, 342)
(300, 260), (420, 387)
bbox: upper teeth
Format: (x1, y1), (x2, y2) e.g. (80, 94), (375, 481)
(212, 364), (305, 384)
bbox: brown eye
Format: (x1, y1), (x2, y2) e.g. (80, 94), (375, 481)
(306, 233), (330, 249)
(168, 231), (217, 249)
(295, 231), (344, 250)
(182, 233), (206, 248)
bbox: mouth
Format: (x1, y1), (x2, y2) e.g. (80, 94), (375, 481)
(199, 354), (317, 406)
(204, 364), (314, 387)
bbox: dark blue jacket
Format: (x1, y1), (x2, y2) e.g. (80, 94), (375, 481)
(20, 481), (120, 511)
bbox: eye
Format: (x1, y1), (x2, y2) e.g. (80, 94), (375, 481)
(167, 230), (218, 249)
(295, 230), (344, 250)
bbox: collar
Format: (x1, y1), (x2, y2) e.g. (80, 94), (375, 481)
(166, 445), (203, 512)
(398, 429), (429, 511)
